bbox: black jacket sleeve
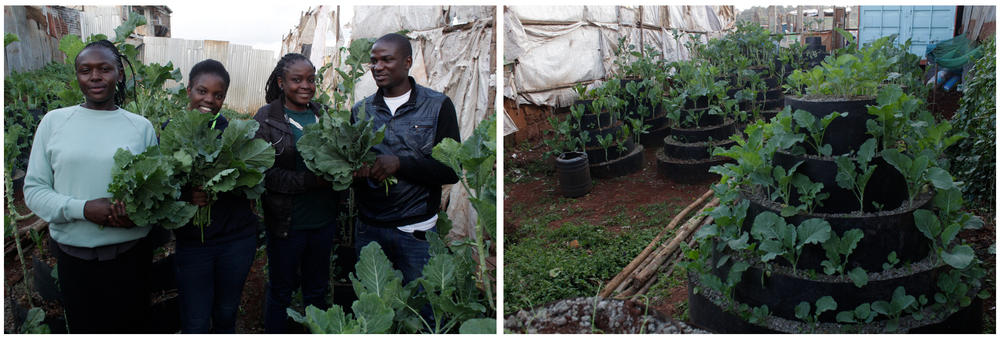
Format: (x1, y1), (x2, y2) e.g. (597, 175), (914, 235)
(396, 97), (461, 186)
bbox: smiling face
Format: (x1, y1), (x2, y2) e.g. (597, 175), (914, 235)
(75, 47), (123, 110)
(370, 40), (412, 97)
(277, 60), (316, 111)
(187, 73), (228, 114)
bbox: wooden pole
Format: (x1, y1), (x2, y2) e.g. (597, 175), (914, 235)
(598, 189), (714, 298)
(797, 6), (804, 33)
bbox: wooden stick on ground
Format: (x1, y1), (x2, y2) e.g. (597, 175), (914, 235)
(599, 189), (714, 298)
(615, 199), (718, 298)
(613, 198), (718, 297)
(630, 215), (714, 300)
(633, 199), (718, 284)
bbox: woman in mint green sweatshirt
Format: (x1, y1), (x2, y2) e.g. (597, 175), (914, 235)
(24, 40), (158, 333)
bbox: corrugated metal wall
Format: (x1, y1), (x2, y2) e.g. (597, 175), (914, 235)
(79, 5), (121, 38)
(140, 36), (277, 114)
(3, 6), (62, 74)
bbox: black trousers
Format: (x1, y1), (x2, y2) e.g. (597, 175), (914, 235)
(53, 235), (153, 333)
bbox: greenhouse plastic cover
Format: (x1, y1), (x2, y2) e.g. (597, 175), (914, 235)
(504, 6), (732, 108)
(349, 6), (495, 240)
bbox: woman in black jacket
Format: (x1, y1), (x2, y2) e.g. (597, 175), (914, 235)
(252, 53), (340, 334)
(172, 59), (258, 334)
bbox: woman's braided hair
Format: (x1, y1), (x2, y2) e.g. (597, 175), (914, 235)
(76, 39), (135, 107)
(264, 53), (313, 103)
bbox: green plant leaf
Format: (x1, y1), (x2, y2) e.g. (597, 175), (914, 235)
(351, 242), (405, 305)
(941, 244), (974, 269)
(912, 209), (940, 242)
(113, 12), (147, 44)
(815, 296), (837, 316)
(352, 293), (395, 334)
(848, 267), (868, 288)
(796, 218), (832, 248)
(794, 301), (810, 320)
(459, 318), (496, 334)
(926, 167), (956, 189)
(5, 33), (19, 47)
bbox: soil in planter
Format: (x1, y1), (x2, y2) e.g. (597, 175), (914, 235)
(504, 297), (708, 334)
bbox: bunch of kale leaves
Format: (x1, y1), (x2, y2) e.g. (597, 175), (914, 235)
(108, 110), (274, 232)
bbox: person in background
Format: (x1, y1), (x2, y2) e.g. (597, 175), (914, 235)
(24, 39), (158, 333)
(252, 53), (340, 334)
(171, 59), (258, 334)
(352, 33), (460, 284)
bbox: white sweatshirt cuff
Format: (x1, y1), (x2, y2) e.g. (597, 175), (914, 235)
(67, 199), (88, 221)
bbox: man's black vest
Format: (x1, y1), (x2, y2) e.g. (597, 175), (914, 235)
(351, 78), (447, 226)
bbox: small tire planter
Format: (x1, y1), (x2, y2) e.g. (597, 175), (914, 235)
(783, 96), (877, 155)
(555, 152), (592, 198)
(590, 144), (644, 179)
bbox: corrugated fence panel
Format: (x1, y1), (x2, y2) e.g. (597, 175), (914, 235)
(139, 36), (275, 114)
(79, 6), (121, 39)
(4, 6), (62, 74)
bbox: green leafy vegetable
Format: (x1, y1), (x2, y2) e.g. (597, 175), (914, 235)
(108, 146), (196, 229)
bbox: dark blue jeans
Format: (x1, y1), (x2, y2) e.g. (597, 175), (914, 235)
(173, 234), (256, 334)
(264, 222), (338, 334)
(354, 219), (433, 285)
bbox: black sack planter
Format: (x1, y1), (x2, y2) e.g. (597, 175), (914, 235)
(656, 151), (732, 183)
(688, 271), (983, 334)
(743, 190), (933, 272)
(590, 145), (644, 179)
(556, 152), (592, 198)
(662, 136), (736, 161)
(585, 139), (636, 164)
(669, 116), (737, 143)
(772, 150), (909, 214)
(658, 110), (738, 183)
(784, 96), (877, 155)
(579, 111), (616, 130)
(641, 125), (671, 148)
(576, 122), (623, 148)
(639, 112), (671, 148)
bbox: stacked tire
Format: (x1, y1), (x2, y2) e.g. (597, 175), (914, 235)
(656, 99), (737, 183)
(574, 99), (645, 179)
(621, 78), (672, 148)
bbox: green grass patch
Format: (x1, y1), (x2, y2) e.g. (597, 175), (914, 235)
(504, 218), (660, 314)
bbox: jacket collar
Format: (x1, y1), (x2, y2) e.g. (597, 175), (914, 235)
(264, 98), (322, 135)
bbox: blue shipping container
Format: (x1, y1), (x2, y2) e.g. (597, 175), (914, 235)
(859, 6), (957, 58)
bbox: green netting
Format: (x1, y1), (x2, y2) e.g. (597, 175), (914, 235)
(928, 35), (983, 71)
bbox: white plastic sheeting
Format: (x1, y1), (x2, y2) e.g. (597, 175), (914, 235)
(344, 6), (495, 241)
(504, 5), (733, 112)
